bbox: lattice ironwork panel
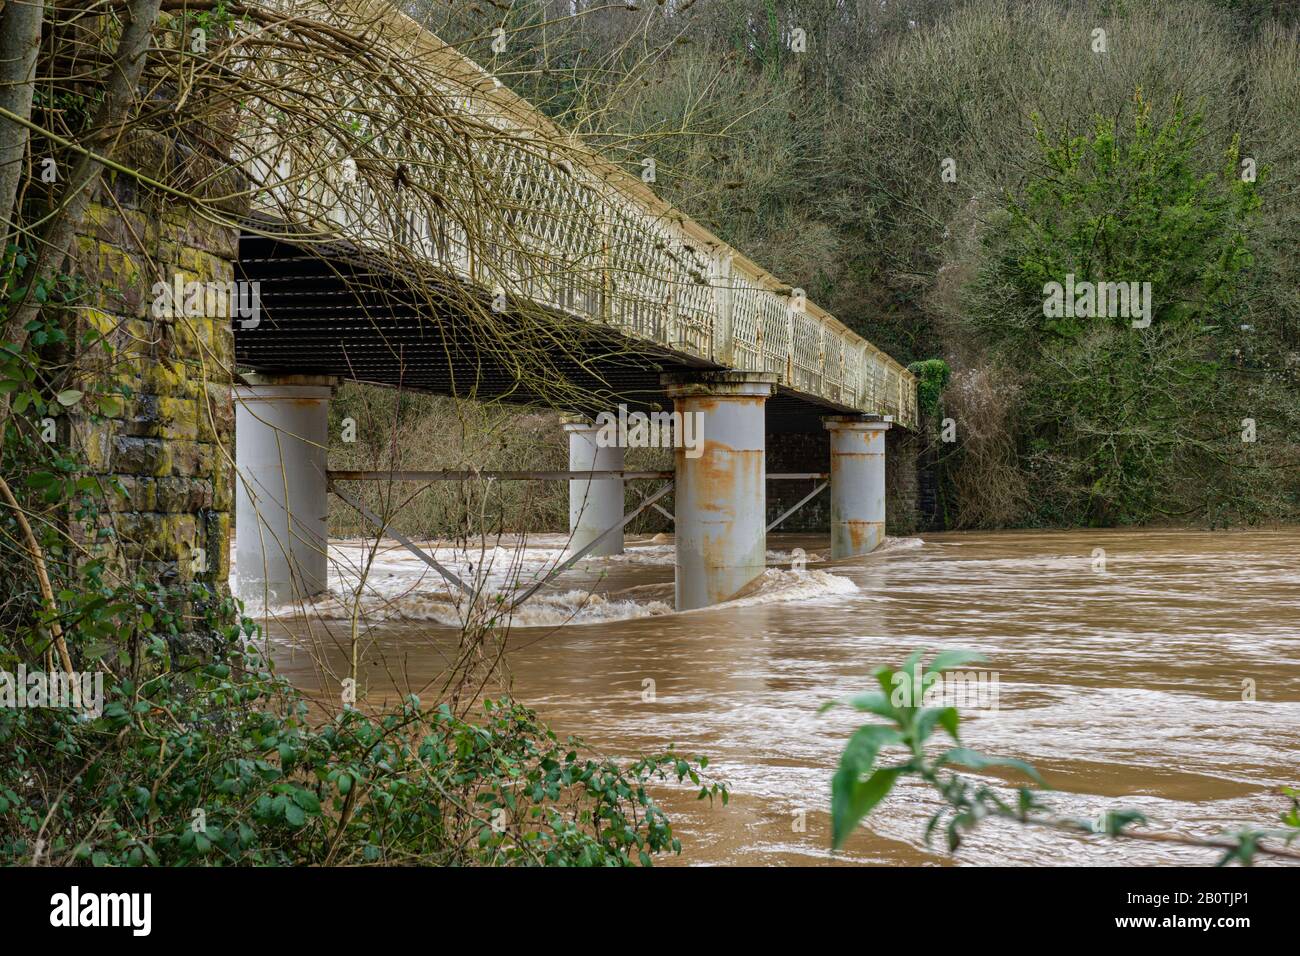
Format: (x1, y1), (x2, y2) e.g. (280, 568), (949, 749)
(759, 294), (790, 381)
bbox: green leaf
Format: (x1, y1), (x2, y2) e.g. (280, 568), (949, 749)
(830, 725), (904, 849)
(56, 389), (83, 407)
(847, 691), (897, 720)
(872, 665), (897, 698)
(937, 747), (1045, 785)
(914, 706), (960, 744)
(833, 768), (902, 850)
(96, 394), (123, 417)
(928, 650), (987, 674)
(1096, 809), (1146, 835)
(819, 690), (895, 720)
(25, 471), (57, 490)
(938, 707), (961, 741)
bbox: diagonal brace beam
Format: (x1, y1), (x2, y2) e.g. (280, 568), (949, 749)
(506, 480), (675, 613)
(628, 482), (674, 523)
(765, 480), (828, 533)
(328, 480), (474, 596)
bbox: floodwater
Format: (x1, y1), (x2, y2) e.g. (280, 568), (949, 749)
(249, 528), (1300, 866)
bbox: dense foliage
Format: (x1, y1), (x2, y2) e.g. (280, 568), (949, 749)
(907, 359), (951, 420)
(426, 0), (1300, 529)
(962, 100), (1276, 524)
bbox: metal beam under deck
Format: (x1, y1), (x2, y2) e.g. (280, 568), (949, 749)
(235, 233), (862, 429)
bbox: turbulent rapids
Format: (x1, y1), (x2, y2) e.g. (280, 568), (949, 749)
(233, 534), (921, 628)
(261, 528), (1300, 866)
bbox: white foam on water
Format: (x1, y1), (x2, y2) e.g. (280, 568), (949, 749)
(600, 544), (678, 566)
(875, 535), (924, 553)
(232, 536), (915, 628)
(764, 548), (825, 565)
(276, 585), (676, 628)
(695, 567), (861, 612)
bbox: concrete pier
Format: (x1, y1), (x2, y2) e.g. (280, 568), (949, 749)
(663, 372), (777, 611)
(823, 415), (890, 558)
(234, 376), (334, 602)
(563, 417), (625, 556)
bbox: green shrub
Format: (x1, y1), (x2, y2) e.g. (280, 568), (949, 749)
(0, 585), (725, 866)
(962, 96), (1293, 524)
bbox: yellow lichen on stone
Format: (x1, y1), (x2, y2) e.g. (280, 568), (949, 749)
(67, 204), (239, 600)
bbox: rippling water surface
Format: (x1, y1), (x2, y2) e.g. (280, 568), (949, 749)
(255, 528), (1300, 866)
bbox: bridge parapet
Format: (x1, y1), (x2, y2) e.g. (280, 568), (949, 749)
(239, 0), (917, 428)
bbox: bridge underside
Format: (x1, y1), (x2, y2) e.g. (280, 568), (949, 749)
(233, 229), (898, 612)
(234, 232), (860, 431)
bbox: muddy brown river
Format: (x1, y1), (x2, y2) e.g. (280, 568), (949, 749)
(260, 528), (1300, 865)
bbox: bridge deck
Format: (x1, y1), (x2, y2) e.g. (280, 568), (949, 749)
(235, 0), (917, 428)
